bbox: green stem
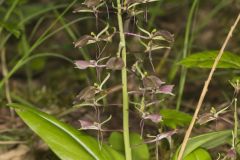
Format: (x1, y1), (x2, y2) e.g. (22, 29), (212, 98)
(176, 0), (198, 110)
(0, 0), (20, 37)
(117, 0), (132, 159)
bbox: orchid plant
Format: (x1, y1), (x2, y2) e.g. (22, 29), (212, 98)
(72, 0), (175, 159)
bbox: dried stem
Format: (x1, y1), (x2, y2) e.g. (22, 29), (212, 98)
(177, 13), (240, 160)
(0, 141), (26, 145)
(233, 98), (238, 146)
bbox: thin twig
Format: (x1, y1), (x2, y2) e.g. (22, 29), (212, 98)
(233, 98), (238, 146)
(0, 141), (26, 145)
(177, 13), (240, 160)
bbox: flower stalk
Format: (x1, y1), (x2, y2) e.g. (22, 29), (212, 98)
(116, 0), (132, 159)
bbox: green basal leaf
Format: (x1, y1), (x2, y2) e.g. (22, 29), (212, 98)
(109, 132), (124, 152)
(184, 148), (212, 160)
(109, 132), (149, 160)
(9, 103), (125, 160)
(179, 51), (240, 69)
(173, 130), (234, 159)
(160, 109), (192, 129)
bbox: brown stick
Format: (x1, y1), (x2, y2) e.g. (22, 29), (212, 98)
(0, 141), (26, 145)
(177, 13), (240, 160)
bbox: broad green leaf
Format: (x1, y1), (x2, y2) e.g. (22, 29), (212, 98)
(9, 103), (125, 160)
(173, 130), (233, 159)
(184, 148), (212, 160)
(128, 133), (149, 160)
(160, 109), (192, 129)
(186, 130), (232, 151)
(109, 132), (124, 152)
(179, 51), (240, 69)
(109, 132), (149, 160)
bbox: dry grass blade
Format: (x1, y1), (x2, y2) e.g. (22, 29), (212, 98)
(177, 13), (240, 160)
(0, 141), (26, 145)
